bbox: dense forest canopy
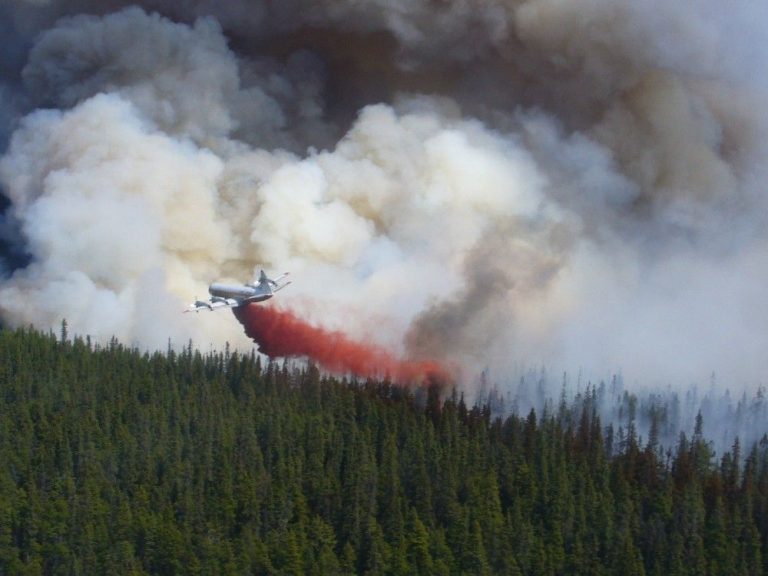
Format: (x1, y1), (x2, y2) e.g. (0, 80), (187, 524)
(1, 325), (768, 575)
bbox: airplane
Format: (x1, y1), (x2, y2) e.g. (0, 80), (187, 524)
(184, 270), (290, 313)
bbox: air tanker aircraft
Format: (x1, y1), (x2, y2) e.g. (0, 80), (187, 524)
(184, 270), (290, 313)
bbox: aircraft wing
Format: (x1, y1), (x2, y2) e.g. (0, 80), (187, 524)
(184, 297), (240, 313)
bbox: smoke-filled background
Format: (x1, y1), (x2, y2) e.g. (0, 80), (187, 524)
(2, 1), (768, 410)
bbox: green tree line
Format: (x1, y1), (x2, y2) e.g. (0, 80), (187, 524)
(0, 325), (767, 575)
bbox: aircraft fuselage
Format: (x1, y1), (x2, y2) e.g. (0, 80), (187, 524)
(208, 283), (273, 303)
(184, 270), (289, 313)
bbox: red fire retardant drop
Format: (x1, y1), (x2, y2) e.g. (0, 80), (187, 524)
(234, 304), (448, 386)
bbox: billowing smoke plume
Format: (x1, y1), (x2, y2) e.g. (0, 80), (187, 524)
(2, 1), (768, 397)
(234, 303), (448, 386)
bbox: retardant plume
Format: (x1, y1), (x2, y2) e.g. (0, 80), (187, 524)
(234, 304), (449, 387)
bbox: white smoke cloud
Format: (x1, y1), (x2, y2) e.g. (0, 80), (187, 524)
(0, 92), (243, 349)
(0, 1), (767, 399)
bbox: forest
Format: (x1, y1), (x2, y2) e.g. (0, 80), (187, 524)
(1, 325), (768, 575)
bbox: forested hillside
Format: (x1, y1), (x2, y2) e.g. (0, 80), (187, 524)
(1, 327), (767, 575)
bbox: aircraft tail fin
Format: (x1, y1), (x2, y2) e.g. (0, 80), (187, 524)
(256, 269), (290, 291)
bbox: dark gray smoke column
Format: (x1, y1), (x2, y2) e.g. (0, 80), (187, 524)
(1, 0), (767, 392)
